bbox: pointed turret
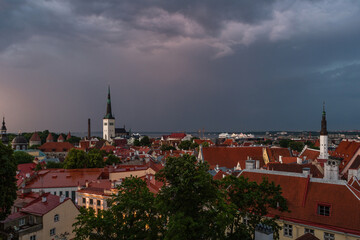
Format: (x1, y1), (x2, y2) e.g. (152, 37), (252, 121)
(319, 102), (329, 159)
(66, 131), (71, 140)
(104, 86), (114, 119)
(1, 117), (8, 145)
(57, 134), (65, 142)
(46, 133), (54, 143)
(1, 117), (6, 132)
(320, 102), (328, 136)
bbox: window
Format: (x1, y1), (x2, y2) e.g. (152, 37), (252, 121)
(50, 228), (56, 236)
(104, 123), (107, 126)
(19, 218), (25, 226)
(305, 228), (314, 235)
(71, 191), (76, 201)
(53, 192), (57, 195)
(109, 123), (114, 126)
(82, 198), (86, 204)
(283, 224), (293, 237)
(324, 232), (335, 240)
(59, 191), (63, 196)
(65, 191), (69, 197)
(30, 235), (36, 240)
(97, 200), (101, 206)
(90, 199), (93, 205)
(317, 204), (330, 216)
(54, 214), (59, 222)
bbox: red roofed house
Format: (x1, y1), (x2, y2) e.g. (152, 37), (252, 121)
(265, 147), (292, 164)
(331, 140), (360, 177)
(29, 132), (41, 147)
(39, 142), (74, 160)
(21, 168), (104, 202)
(239, 168), (360, 240)
(0, 193), (79, 240)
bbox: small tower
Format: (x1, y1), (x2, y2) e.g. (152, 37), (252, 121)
(57, 134), (65, 142)
(29, 132), (41, 147)
(103, 86), (115, 141)
(319, 102), (329, 159)
(1, 117), (8, 145)
(46, 133), (54, 143)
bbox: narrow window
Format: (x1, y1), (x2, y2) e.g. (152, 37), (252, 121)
(54, 214), (59, 222)
(305, 228), (314, 235)
(65, 191), (69, 197)
(324, 232), (335, 240)
(97, 200), (101, 206)
(317, 204), (330, 216)
(50, 228), (56, 236)
(283, 224), (293, 237)
(30, 235), (36, 240)
(90, 199), (93, 205)
(82, 198), (86, 204)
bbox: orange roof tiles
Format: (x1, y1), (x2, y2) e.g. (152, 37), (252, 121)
(24, 168), (103, 189)
(240, 171), (360, 235)
(300, 148), (320, 161)
(202, 147), (264, 169)
(267, 147), (292, 162)
(296, 233), (320, 240)
(39, 142), (74, 152)
(21, 193), (71, 216)
(332, 140), (360, 172)
(266, 163), (323, 178)
(30, 132), (41, 142)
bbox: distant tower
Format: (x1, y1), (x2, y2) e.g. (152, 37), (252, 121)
(1, 117), (8, 145)
(319, 102), (329, 159)
(103, 86), (115, 141)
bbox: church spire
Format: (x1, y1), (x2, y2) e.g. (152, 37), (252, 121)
(1, 117), (6, 132)
(320, 101), (328, 136)
(104, 86), (114, 119)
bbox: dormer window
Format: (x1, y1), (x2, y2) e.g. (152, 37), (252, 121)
(317, 204), (330, 216)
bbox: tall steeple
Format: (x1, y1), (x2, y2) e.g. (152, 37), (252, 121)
(104, 85), (114, 119)
(1, 117), (8, 145)
(320, 102), (328, 136)
(319, 102), (329, 159)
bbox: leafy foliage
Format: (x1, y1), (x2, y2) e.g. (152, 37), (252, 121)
(0, 143), (17, 220)
(160, 144), (176, 151)
(105, 154), (120, 165)
(13, 151), (34, 165)
(178, 140), (198, 150)
(73, 177), (163, 240)
(134, 136), (151, 147)
(64, 149), (105, 169)
(220, 175), (288, 239)
(156, 155), (231, 239)
(45, 161), (64, 169)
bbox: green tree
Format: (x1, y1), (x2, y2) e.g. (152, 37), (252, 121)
(220, 175), (288, 240)
(156, 155), (231, 239)
(46, 161), (64, 169)
(201, 141), (210, 148)
(73, 177), (163, 240)
(13, 151), (34, 165)
(105, 154), (120, 165)
(279, 139), (291, 148)
(0, 143), (17, 220)
(66, 136), (81, 145)
(133, 139), (141, 146)
(64, 149), (105, 169)
(178, 140), (192, 150)
(160, 144), (176, 151)
(140, 136), (151, 147)
(289, 141), (304, 152)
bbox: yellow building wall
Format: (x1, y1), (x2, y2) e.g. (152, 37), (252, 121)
(40, 199), (79, 240)
(278, 220), (360, 240)
(263, 148), (270, 165)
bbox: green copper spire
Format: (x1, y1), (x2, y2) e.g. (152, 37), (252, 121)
(104, 86), (114, 119)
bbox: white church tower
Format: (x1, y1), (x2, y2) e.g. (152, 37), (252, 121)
(103, 86), (115, 141)
(319, 102), (329, 159)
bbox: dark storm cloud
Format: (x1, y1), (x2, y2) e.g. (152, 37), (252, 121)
(1, 0), (360, 132)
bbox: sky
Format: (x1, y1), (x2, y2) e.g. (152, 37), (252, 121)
(1, 0), (360, 133)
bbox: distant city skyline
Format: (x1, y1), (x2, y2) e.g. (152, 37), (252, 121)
(1, 1), (360, 132)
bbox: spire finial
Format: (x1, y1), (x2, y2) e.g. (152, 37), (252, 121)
(322, 101), (326, 115)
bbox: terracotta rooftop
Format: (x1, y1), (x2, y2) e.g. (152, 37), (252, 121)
(240, 170), (360, 235)
(201, 147), (265, 169)
(266, 147), (292, 162)
(46, 133), (54, 142)
(266, 163), (323, 178)
(21, 193), (70, 216)
(24, 168), (103, 189)
(331, 140), (360, 172)
(30, 132), (41, 142)
(39, 142), (74, 153)
(296, 233), (320, 240)
(300, 148), (320, 161)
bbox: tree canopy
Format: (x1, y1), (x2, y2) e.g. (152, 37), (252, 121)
(72, 155), (288, 239)
(177, 140), (198, 150)
(13, 151), (34, 165)
(64, 149), (105, 169)
(0, 143), (18, 220)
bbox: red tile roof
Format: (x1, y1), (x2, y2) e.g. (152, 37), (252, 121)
(66, 131), (71, 140)
(39, 142), (74, 152)
(202, 147), (264, 169)
(168, 133), (186, 139)
(266, 163), (323, 178)
(266, 147), (292, 162)
(281, 157), (298, 164)
(17, 163), (36, 186)
(194, 139), (214, 145)
(57, 134), (65, 142)
(24, 168), (103, 189)
(296, 233), (320, 240)
(332, 140), (360, 172)
(240, 171), (360, 235)
(21, 193), (71, 216)
(46, 133), (54, 142)
(30, 132), (41, 142)
(300, 148), (320, 161)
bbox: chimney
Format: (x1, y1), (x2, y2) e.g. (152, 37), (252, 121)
(245, 160), (256, 170)
(42, 196), (47, 202)
(302, 167), (311, 177)
(88, 118), (91, 140)
(255, 160), (260, 169)
(297, 157), (302, 164)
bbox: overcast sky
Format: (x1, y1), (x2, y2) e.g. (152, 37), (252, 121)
(1, 0), (360, 133)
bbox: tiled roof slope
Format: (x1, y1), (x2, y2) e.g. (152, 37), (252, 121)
(266, 163), (323, 178)
(202, 147), (264, 169)
(266, 147), (292, 162)
(296, 233), (320, 240)
(331, 140), (360, 172)
(300, 148), (320, 161)
(23, 168), (103, 189)
(240, 171), (360, 236)
(39, 142), (74, 152)
(21, 193), (70, 216)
